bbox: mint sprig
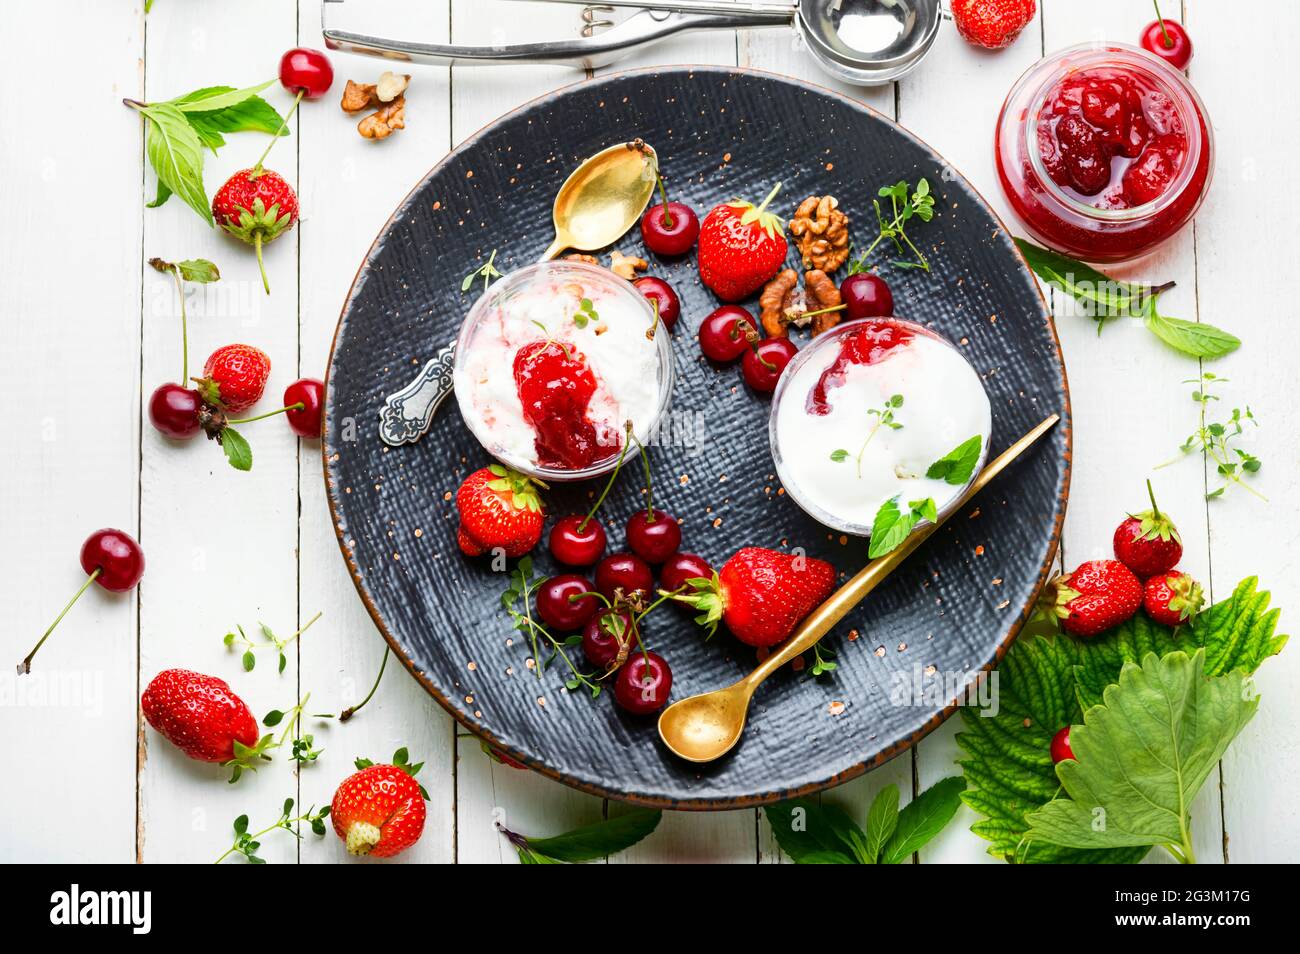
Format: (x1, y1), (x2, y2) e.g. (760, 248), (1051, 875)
(497, 809), (661, 864)
(763, 776), (964, 864)
(868, 495), (937, 559)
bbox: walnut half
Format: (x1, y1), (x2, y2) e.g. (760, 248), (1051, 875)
(789, 195), (850, 272)
(358, 96), (406, 140)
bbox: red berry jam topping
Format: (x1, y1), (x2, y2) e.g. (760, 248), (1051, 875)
(513, 340), (620, 470)
(806, 321), (913, 415)
(1038, 67), (1186, 209)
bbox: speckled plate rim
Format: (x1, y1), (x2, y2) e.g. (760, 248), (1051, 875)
(322, 64), (1072, 811)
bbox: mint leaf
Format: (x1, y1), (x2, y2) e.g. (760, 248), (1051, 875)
(185, 96), (289, 153)
(141, 103), (212, 225)
(880, 776), (964, 864)
(175, 259), (220, 283)
(925, 435), (982, 485)
(170, 80), (276, 115)
(1144, 307), (1241, 360)
(1024, 651), (1256, 860)
(222, 427), (253, 471)
(146, 179), (172, 209)
(1015, 238), (1153, 317)
(519, 809), (660, 863)
(863, 785), (899, 863)
(868, 496), (936, 559)
(958, 577), (1287, 863)
(762, 800), (858, 864)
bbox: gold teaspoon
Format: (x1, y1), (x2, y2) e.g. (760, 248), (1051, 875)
(539, 140), (659, 262)
(657, 414), (1062, 763)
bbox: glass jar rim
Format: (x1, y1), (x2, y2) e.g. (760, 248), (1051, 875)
(1022, 42), (1207, 224)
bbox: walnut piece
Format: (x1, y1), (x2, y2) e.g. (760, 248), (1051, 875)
(341, 80), (377, 113)
(609, 250), (648, 280)
(358, 96), (406, 140)
(375, 72), (411, 103)
(759, 268), (800, 338)
(789, 195), (850, 272)
(803, 269), (844, 335)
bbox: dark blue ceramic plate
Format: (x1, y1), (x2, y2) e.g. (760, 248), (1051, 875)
(324, 67), (1068, 808)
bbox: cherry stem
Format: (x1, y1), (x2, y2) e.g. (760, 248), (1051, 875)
(656, 175), (673, 229)
(578, 422), (633, 533)
(1146, 478), (1161, 520)
(170, 268), (189, 382)
(340, 646), (390, 722)
(794, 303), (846, 320)
(253, 88), (303, 175)
(19, 567), (102, 675)
(228, 402), (304, 425)
(627, 426), (653, 521)
(1152, 0), (1173, 48)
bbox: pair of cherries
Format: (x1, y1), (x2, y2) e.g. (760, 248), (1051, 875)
(151, 378), (325, 441)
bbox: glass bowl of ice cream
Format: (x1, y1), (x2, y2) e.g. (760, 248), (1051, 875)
(769, 318), (992, 537)
(452, 261), (674, 482)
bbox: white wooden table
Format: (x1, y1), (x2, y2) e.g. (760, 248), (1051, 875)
(3, 0), (1295, 864)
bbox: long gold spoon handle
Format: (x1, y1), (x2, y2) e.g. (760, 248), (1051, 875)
(743, 414), (1061, 689)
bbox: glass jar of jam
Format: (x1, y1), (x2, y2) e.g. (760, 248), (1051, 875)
(995, 43), (1213, 263)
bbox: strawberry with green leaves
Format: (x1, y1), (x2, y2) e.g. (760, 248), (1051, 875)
(194, 343), (271, 413)
(332, 748), (428, 858)
(1044, 559), (1143, 638)
(1143, 570), (1204, 627)
(671, 546), (836, 647)
(141, 669), (267, 776)
(697, 182), (789, 301)
(456, 464), (546, 558)
(213, 168), (298, 295)
(1113, 479), (1182, 578)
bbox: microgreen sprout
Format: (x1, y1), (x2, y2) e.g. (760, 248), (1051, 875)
(223, 610), (322, 673)
(461, 248), (503, 294)
(853, 179), (935, 272)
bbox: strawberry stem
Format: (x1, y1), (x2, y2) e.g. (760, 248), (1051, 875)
(254, 232), (270, 295)
(1146, 478), (1162, 520)
(755, 181), (783, 218)
(340, 646), (390, 722)
(228, 402), (304, 425)
(253, 88), (303, 176)
(578, 422), (633, 533)
(656, 175), (673, 229)
(1152, 0), (1173, 48)
(18, 568), (102, 675)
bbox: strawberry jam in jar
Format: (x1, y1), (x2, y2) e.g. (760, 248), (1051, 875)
(995, 43), (1212, 263)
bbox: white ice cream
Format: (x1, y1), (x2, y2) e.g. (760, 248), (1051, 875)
(774, 328), (992, 531)
(454, 267), (661, 471)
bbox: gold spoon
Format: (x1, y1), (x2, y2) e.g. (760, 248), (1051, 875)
(658, 413), (1062, 763)
(538, 140), (659, 262)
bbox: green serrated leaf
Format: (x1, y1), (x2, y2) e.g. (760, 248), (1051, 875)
(863, 785), (899, 864)
(880, 776), (964, 863)
(169, 80), (276, 114)
(1024, 651), (1256, 858)
(222, 427), (253, 471)
(1144, 307), (1241, 359)
(140, 103), (212, 226)
(519, 809), (661, 863)
(925, 435), (982, 485)
(762, 799), (860, 864)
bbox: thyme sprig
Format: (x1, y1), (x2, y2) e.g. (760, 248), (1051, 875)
(502, 558), (604, 698)
(851, 178), (935, 272)
(1159, 372), (1264, 501)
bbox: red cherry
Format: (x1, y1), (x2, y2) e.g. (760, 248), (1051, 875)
(625, 509), (681, 564)
(535, 574), (599, 632)
(548, 515), (607, 566)
(699, 305), (758, 362)
(839, 273), (894, 320)
(283, 377), (324, 438)
(1050, 726), (1076, 763)
(148, 383), (202, 439)
(741, 337), (797, 393)
(640, 178), (699, 257)
(614, 650), (673, 714)
(1140, 16), (1192, 71)
(633, 276), (681, 331)
(279, 47), (334, 98)
(582, 609), (636, 669)
(595, 552), (653, 602)
(660, 552), (713, 594)
(18, 529), (145, 674)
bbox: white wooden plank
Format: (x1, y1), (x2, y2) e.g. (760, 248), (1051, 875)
(136, 0), (303, 864)
(296, 0), (457, 864)
(449, 0), (609, 860)
(1039, 0), (1220, 865)
(0, 0), (144, 864)
(1187, 0), (1300, 865)
(896, 6), (1046, 864)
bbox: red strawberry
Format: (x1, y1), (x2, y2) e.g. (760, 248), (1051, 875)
(672, 546), (836, 647)
(697, 183), (789, 301)
(951, 0), (1036, 50)
(212, 167), (300, 295)
(456, 465), (545, 558)
(1045, 559), (1142, 638)
(194, 344), (271, 414)
(141, 669), (260, 766)
(1143, 570), (1204, 628)
(331, 761), (427, 857)
(1113, 480), (1182, 578)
